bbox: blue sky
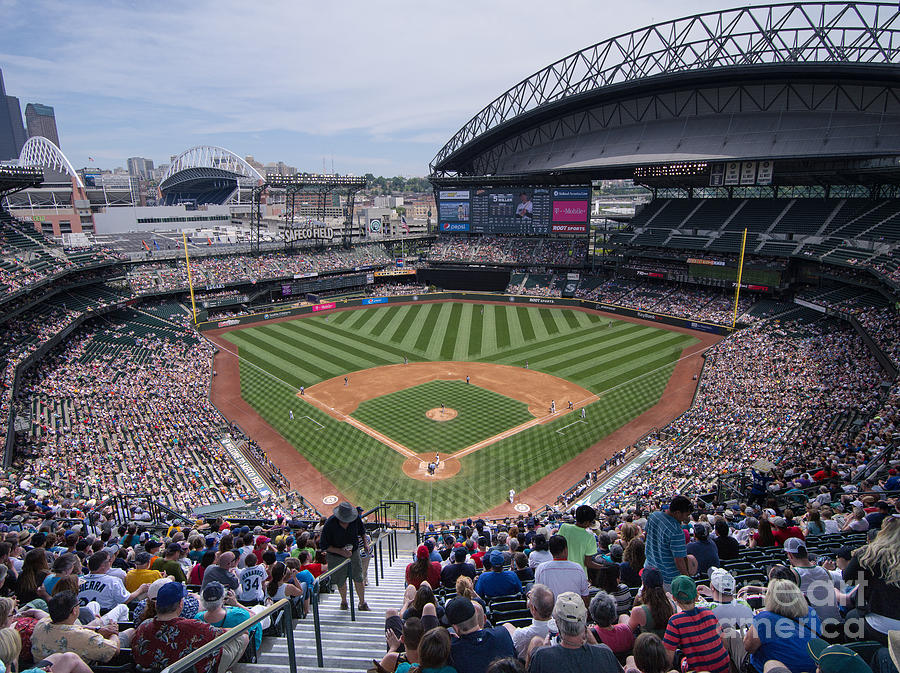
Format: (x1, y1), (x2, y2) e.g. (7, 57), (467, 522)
(1, 0), (773, 177)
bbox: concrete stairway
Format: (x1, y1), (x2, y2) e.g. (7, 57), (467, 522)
(237, 531), (417, 673)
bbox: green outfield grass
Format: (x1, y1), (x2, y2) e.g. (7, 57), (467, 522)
(353, 380), (532, 454)
(221, 301), (698, 519)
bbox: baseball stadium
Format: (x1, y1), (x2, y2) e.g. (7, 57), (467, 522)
(0, 2), (898, 672)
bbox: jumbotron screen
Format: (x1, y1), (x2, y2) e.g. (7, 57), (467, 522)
(438, 186), (590, 235)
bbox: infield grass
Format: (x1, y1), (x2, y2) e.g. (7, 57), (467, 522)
(353, 380), (532, 454)
(221, 301), (698, 519)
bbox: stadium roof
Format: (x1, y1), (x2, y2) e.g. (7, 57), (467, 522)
(18, 136), (83, 188)
(159, 145), (264, 192)
(430, 2), (900, 179)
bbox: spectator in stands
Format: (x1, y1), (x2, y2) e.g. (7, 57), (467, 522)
(446, 595), (516, 673)
(588, 590), (634, 656)
(750, 519), (777, 548)
(133, 577), (200, 626)
(133, 581), (248, 673)
(151, 542), (188, 584)
(662, 575), (731, 673)
(237, 552), (267, 606)
(626, 633), (670, 673)
(411, 626), (454, 673)
(17, 549), (50, 604)
(528, 591), (622, 673)
(320, 501), (369, 611)
(713, 520), (740, 560)
(513, 553), (534, 583)
(843, 507), (871, 533)
(379, 615), (426, 673)
(866, 502), (892, 530)
(620, 538), (645, 586)
(686, 522), (719, 577)
(743, 579), (822, 673)
(202, 551), (239, 592)
(533, 536), (590, 605)
(189, 551), (216, 586)
(697, 567), (754, 629)
(527, 533), (552, 569)
(31, 590), (126, 665)
(475, 551), (522, 598)
(842, 517), (900, 645)
(594, 563), (632, 616)
(782, 538), (844, 625)
(125, 552), (162, 593)
(506, 583), (556, 658)
(771, 517), (805, 546)
(196, 581), (262, 653)
(621, 568), (674, 639)
(79, 551), (146, 616)
(557, 505), (604, 574)
(407, 544), (442, 589)
(644, 496), (693, 588)
(442, 547), (475, 589)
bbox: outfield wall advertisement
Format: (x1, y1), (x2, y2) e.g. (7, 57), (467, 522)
(200, 292), (732, 335)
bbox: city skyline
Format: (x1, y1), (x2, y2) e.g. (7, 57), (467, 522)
(2, 0), (775, 176)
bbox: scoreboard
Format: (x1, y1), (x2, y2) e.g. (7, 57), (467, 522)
(438, 186), (590, 235)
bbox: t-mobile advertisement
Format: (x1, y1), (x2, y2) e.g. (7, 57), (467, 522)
(551, 187), (590, 233)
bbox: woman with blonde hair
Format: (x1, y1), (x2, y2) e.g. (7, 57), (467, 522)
(743, 579), (821, 673)
(842, 515), (900, 645)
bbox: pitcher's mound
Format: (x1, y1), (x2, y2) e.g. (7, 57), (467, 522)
(426, 407), (457, 421)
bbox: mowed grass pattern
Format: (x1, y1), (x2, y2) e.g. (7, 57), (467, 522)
(222, 302), (698, 519)
(353, 380), (532, 454)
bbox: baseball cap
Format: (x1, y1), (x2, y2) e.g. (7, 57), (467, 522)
(553, 592), (587, 624)
(134, 551), (153, 565)
(488, 550), (504, 568)
(202, 581), (226, 603)
(166, 542), (182, 554)
(671, 575), (698, 603)
(771, 517), (787, 528)
(453, 547), (467, 562)
(147, 577), (174, 600)
(415, 544), (429, 560)
(835, 547), (853, 561)
(784, 537), (807, 555)
(255, 535), (270, 546)
(808, 640), (873, 673)
(445, 596), (476, 625)
(145, 539), (161, 550)
(709, 567), (736, 595)
(155, 582), (187, 610)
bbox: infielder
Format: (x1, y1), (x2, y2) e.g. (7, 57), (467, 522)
(289, 410), (294, 420)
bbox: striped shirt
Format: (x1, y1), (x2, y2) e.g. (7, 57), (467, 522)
(644, 511), (686, 582)
(663, 606), (730, 673)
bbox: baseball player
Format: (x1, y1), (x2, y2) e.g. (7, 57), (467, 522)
(466, 375), (470, 384)
(567, 401), (573, 410)
(289, 410), (294, 420)
(299, 386), (304, 396)
(525, 360), (529, 369)
(550, 400), (556, 414)
(508, 489), (515, 504)
(441, 403), (445, 414)
(344, 376), (348, 386)
(581, 407), (586, 420)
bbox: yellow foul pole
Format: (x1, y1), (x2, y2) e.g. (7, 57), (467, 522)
(183, 232), (198, 324)
(731, 227), (748, 330)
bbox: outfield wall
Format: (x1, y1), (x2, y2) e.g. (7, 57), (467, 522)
(197, 292), (733, 336)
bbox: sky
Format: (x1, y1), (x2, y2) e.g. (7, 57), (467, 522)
(1, 0), (776, 177)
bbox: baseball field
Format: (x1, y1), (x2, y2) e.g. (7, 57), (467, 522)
(214, 301), (700, 520)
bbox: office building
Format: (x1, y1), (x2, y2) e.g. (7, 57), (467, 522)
(24, 103), (60, 147)
(0, 68), (26, 160)
(127, 157), (154, 179)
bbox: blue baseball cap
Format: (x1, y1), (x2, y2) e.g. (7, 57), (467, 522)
(489, 550), (505, 568)
(155, 582), (187, 610)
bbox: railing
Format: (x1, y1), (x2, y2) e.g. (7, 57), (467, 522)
(159, 597), (296, 673)
(311, 557), (354, 668)
(368, 500), (420, 545)
(370, 527), (398, 588)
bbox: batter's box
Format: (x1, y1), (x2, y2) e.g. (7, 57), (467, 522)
(556, 419), (587, 435)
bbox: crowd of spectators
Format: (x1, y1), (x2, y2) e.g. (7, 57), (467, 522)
(590, 313), (891, 512)
(576, 277), (758, 325)
(127, 244), (391, 293)
(427, 237), (587, 267)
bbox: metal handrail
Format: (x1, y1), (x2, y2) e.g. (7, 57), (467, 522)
(311, 557), (354, 668)
(371, 527), (398, 588)
(159, 597), (296, 673)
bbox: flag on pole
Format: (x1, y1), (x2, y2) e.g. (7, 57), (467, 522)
(142, 240), (150, 252)
(401, 214), (409, 233)
(153, 239), (159, 250)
